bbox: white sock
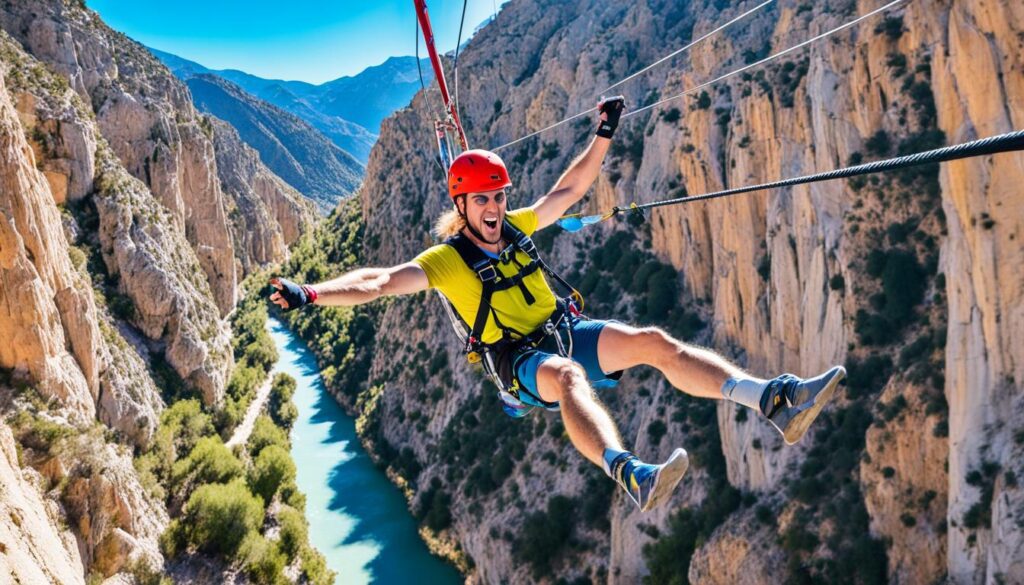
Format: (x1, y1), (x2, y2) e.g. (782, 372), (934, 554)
(721, 377), (769, 413)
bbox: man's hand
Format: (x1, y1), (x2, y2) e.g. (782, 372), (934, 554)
(269, 277), (317, 311)
(596, 95), (626, 139)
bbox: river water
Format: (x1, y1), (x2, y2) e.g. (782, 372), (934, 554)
(267, 318), (462, 585)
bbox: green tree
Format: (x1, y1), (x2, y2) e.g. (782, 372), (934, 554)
(249, 445), (296, 504)
(180, 478), (264, 555)
(237, 532), (287, 585)
(276, 505), (307, 562)
(248, 415), (289, 457)
(170, 436), (244, 501)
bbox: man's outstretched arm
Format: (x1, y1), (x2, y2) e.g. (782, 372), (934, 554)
(531, 96), (624, 230)
(269, 262), (429, 310)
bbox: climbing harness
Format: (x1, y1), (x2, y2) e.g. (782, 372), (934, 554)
(443, 219), (585, 416)
(414, 0), (584, 417)
(554, 129), (1024, 232)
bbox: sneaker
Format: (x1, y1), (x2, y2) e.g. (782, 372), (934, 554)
(611, 448), (689, 512)
(762, 366), (846, 445)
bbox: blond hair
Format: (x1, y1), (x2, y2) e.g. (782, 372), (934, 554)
(433, 205), (465, 239)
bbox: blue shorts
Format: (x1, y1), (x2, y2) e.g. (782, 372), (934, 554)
(513, 318), (622, 408)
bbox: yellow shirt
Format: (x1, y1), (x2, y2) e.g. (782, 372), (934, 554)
(414, 208), (557, 344)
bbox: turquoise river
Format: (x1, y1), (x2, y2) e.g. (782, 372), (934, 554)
(267, 317), (462, 585)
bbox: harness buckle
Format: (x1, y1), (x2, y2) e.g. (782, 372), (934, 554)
(474, 261), (498, 283)
(467, 351), (482, 364)
(543, 320), (557, 336)
(516, 234), (537, 258)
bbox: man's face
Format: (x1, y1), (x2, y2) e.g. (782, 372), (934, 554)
(459, 188), (507, 244)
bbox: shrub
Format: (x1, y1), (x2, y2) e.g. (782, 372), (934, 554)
(271, 373), (296, 402)
(880, 250), (925, 324)
(170, 436), (244, 502)
(300, 545), (336, 585)
(179, 478), (264, 555)
(875, 15), (904, 40)
(269, 374), (298, 430)
(227, 365), (263, 401)
(10, 411), (73, 456)
(829, 274), (846, 291)
(274, 401), (299, 431)
(515, 495), (575, 577)
(541, 141), (561, 161)
(417, 477), (453, 532)
(276, 505), (308, 562)
(248, 415), (289, 457)
(662, 108), (681, 123)
(249, 445), (296, 504)
(865, 130), (891, 156)
(647, 420), (668, 445)
(144, 400), (216, 493)
(237, 532), (287, 585)
(696, 91), (711, 110)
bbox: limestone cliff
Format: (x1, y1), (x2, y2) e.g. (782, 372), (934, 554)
(0, 0), (239, 314)
(312, 0), (1024, 583)
(0, 44), (97, 422)
(0, 421), (84, 585)
(0, 1), (324, 582)
(209, 116), (317, 277)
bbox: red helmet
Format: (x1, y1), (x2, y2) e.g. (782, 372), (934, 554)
(447, 149), (511, 198)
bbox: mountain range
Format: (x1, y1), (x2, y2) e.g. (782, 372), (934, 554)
(185, 73), (363, 212)
(151, 48), (432, 163)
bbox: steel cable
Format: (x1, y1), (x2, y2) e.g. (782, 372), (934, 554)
(619, 130), (1024, 212)
(491, 0), (777, 152)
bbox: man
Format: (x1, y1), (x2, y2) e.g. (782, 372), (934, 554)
(269, 97), (844, 512)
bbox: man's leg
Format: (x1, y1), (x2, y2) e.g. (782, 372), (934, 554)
(596, 323), (758, 399)
(595, 322), (844, 445)
(533, 356), (689, 512)
(533, 356), (623, 467)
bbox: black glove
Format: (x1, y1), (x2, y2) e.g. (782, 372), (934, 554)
(270, 277), (316, 311)
(596, 95), (625, 139)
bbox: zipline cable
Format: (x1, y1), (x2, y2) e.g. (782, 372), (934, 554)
(624, 0), (903, 120)
(589, 130), (1024, 219)
(599, 0), (774, 96)
(491, 0), (774, 152)
(495, 0), (903, 152)
(454, 0), (469, 124)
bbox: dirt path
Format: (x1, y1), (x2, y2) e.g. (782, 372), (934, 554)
(226, 376), (273, 449)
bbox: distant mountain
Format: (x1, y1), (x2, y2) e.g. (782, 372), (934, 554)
(150, 48), (432, 160)
(186, 74), (362, 212)
(314, 56), (430, 133)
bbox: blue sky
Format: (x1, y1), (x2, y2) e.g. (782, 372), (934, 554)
(89, 0), (506, 83)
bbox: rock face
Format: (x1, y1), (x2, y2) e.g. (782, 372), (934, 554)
(187, 74), (363, 212)
(0, 2), (318, 583)
(91, 144), (232, 406)
(926, 1), (1024, 582)
(860, 379), (948, 584)
(338, 0), (1023, 582)
(0, 421), (85, 585)
(210, 117), (316, 273)
(55, 428), (168, 578)
(687, 507), (786, 585)
(0, 56), (98, 421)
(0, 0), (238, 315)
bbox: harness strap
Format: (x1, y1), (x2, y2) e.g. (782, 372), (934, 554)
(443, 220), (584, 416)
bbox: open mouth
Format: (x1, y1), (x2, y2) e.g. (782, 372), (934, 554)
(483, 217), (499, 230)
